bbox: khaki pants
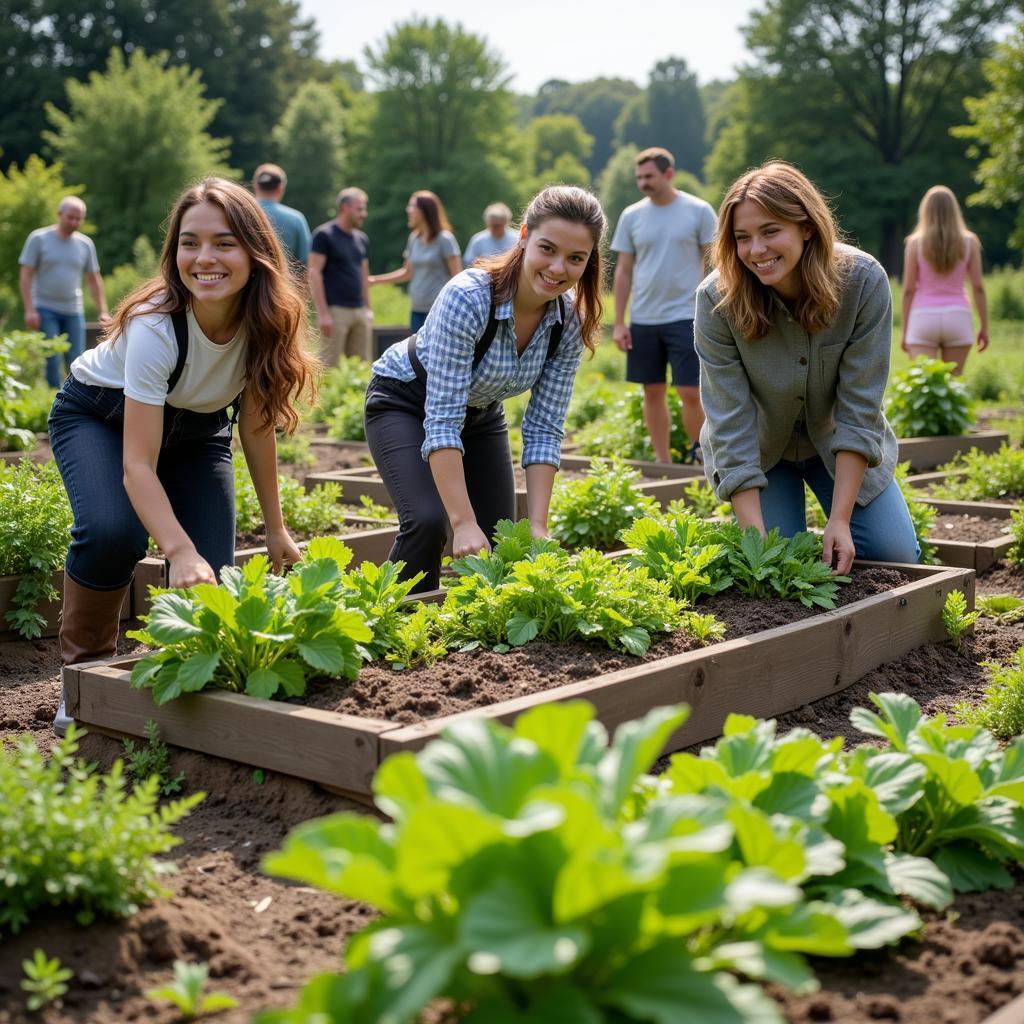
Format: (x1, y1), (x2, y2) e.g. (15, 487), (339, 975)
(321, 306), (373, 366)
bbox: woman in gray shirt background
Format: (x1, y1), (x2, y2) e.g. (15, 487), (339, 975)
(695, 161), (919, 574)
(371, 190), (461, 331)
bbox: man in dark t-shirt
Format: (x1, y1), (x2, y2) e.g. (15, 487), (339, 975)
(309, 187), (372, 366)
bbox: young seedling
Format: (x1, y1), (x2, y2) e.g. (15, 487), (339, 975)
(21, 949), (73, 1012)
(122, 719), (185, 797)
(146, 960), (238, 1020)
(941, 589), (977, 652)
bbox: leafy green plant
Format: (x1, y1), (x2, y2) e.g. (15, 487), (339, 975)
(930, 444), (1024, 502)
(275, 431), (314, 467)
(885, 356), (974, 438)
(122, 719), (185, 797)
(977, 594), (1024, 623)
(325, 389), (367, 442)
(356, 493), (397, 521)
(146, 960), (239, 1019)
(2, 328), (70, 387)
(564, 371), (619, 432)
(0, 458), (74, 637)
(0, 726), (202, 934)
(261, 702), (797, 1024)
(549, 458), (658, 550)
(941, 589), (977, 651)
(850, 692), (1024, 891)
(680, 480), (731, 519)
(128, 538), (372, 703)
(309, 357), (372, 424)
(340, 559), (425, 663)
(12, 383), (56, 435)
(575, 388), (689, 461)
(385, 602), (448, 671)
(1007, 507), (1024, 566)
(0, 331), (66, 449)
(21, 949), (73, 1012)
(956, 648), (1024, 740)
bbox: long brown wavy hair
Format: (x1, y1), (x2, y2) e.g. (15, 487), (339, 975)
(106, 177), (317, 432)
(410, 190), (451, 243)
(713, 161), (845, 340)
(909, 185), (970, 274)
(479, 185), (606, 353)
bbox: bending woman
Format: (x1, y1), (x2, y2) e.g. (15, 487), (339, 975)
(364, 185), (606, 591)
(49, 177), (316, 732)
(695, 161), (919, 574)
(902, 185), (989, 375)
(369, 190), (462, 331)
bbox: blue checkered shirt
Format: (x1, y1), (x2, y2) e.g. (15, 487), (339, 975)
(372, 268), (584, 467)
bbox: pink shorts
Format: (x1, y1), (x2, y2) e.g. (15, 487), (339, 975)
(905, 306), (973, 347)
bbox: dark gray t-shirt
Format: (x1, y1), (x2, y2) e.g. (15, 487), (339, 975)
(405, 230), (460, 312)
(19, 227), (100, 315)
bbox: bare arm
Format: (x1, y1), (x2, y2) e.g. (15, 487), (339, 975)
(86, 271), (111, 325)
(122, 398), (217, 587)
(612, 251), (634, 351)
(823, 450), (868, 575)
(369, 258), (412, 286)
(900, 239), (918, 352)
(524, 463), (557, 537)
(731, 488), (765, 535)
(361, 258), (372, 316)
(966, 235), (989, 351)
(238, 392), (301, 572)
(308, 251), (333, 337)
(427, 448), (490, 558)
(19, 265), (39, 331)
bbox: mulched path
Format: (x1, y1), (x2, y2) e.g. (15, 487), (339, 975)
(1, 562), (1023, 1023)
(931, 513), (1013, 543)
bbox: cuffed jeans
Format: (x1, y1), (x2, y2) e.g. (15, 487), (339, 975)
(48, 376), (235, 590)
(38, 307), (86, 388)
(364, 374), (515, 592)
(759, 454), (920, 564)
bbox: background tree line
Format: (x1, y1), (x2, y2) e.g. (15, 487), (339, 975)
(1, 0), (1021, 317)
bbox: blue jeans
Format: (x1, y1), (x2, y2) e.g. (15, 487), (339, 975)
(37, 307), (86, 388)
(410, 310), (429, 333)
(759, 455), (920, 564)
(48, 376), (236, 590)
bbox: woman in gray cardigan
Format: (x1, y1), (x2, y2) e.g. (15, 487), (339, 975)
(695, 161), (919, 574)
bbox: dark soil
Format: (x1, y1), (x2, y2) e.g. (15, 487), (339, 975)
(277, 439), (373, 481)
(2, 563), (1023, 1023)
(234, 519), (391, 550)
(925, 487), (1024, 506)
(931, 513), (1013, 543)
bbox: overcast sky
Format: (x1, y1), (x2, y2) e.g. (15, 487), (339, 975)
(297, 0), (762, 93)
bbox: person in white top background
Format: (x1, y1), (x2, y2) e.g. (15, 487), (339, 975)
(47, 177), (318, 734)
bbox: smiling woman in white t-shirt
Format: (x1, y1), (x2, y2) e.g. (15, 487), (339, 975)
(47, 177), (318, 734)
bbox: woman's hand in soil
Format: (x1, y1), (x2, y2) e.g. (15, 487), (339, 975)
(267, 527), (302, 573)
(168, 548), (217, 588)
(822, 518), (856, 576)
(453, 520), (491, 559)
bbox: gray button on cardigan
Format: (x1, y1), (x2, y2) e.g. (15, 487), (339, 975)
(695, 244), (898, 506)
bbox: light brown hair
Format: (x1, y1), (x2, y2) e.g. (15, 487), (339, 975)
(909, 185), (970, 274)
(713, 161), (844, 340)
(480, 185), (607, 353)
(107, 177), (317, 433)
(410, 190), (451, 243)
(635, 147), (674, 173)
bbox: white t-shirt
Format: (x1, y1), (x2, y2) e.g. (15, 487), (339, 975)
(71, 307), (248, 414)
(611, 191), (717, 324)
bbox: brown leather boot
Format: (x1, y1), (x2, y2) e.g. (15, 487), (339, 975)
(54, 576), (130, 736)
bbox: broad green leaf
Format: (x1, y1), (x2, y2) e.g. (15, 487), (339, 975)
(294, 558), (342, 594)
(304, 536), (353, 569)
(916, 754), (983, 806)
(856, 751), (927, 816)
(826, 889), (920, 948)
(941, 800), (1024, 856)
(934, 843), (1014, 892)
(850, 692), (922, 750)
(191, 583), (238, 625)
(246, 667), (282, 699)
(272, 659), (307, 698)
(297, 636), (346, 674)
(554, 847), (646, 923)
(723, 713), (758, 736)
(362, 925), (460, 1022)
(513, 701), (596, 779)
(708, 941), (817, 994)
(652, 859), (731, 932)
(725, 867), (802, 913)
(618, 626), (650, 655)
(373, 752), (431, 820)
(759, 902), (852, 956)
(752, 772), (823, 820)
(130, 655), (166, 690)
(507, 613), (540, 646)
(729, 806), (806, 881)
(984, 738), (1024, 803)
(235, 595), (272, 632)
(146, 594), (205, 643)
(825, 780), (897, 850)
(151, 665), (184, 704)
(772, 732), (838, 776)
(464, 986), (601, 1024)
(883, 853), (953, 909)
(714, 720), (776, 776)
(459, 876), (589, 978)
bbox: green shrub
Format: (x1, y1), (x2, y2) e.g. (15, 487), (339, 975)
(102, 236), (159, 313)
(275, 432), (314, 468)
(309, 357), (372, 424)
(965, 359), (1007, 402)
(1007, 507), (1024, 566)
(931, 444), (1024, 502)
(325, 390), (366, 442)
(0, 459), (74, 638)
(575, 388), (689, 460)
(956, 648), (1024, 739)
(565, 371), (620, 432)
(0, 727), (202, 934)
(4, 329), (69, 390)
(885, 357), (973, 438)
(12, 383), (56, 434)
(549, 458), (658, 550)
(987, 267), (1024, 321)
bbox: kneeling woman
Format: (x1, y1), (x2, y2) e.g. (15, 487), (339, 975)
(695, 161), (919, 573)
(49, 178), (316, 731)
(365, 185), (606, 591)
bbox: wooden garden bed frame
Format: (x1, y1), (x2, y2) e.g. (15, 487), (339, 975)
(919, 498), (1016, 572)
(895, 429), (1007, 472)
(67, 561), (973, 802)
(131, 517), (399, 616)
(0, 570), (132, 642)
(985, 993), (1024, 1023)
(905, 468), (1022, 508)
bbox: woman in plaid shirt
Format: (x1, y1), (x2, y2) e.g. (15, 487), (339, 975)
(365, 186), (607, 591)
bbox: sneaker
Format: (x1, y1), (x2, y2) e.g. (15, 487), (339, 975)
(52, 689), (73, 738)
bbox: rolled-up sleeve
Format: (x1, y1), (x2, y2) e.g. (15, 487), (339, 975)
(420, 284), (489, 461)
(521, 312), (584, 468)
(830, 266), (891, 467)
(695, 287), (766, 500)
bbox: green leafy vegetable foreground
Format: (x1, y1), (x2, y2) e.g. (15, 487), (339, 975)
(258, 693), (1024, 1024)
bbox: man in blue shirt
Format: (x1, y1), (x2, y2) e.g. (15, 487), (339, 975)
(463, 203), (518, 267)
(252, 164), (312, 274)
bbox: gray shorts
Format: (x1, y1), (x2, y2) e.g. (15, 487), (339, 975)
(626, 319), (699, 387)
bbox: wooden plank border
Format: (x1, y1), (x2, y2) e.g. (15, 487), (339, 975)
(72, 563), (972, 799)
(982, 992), (1024, 1024)
(896, 430), (1008, 472)
(917, 499), (1016, 572)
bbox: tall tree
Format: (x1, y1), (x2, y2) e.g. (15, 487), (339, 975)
(351, 18), (522, 267)
(272, 81), (347, 227)
(44, 49), (232, 269)
(614, 59), (707, 178)
(524, 114), (594, 192)
(1, 0), (318, 176)
(710, 0), (1017, 272)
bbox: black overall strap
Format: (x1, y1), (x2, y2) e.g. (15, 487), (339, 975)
(168, 310), (189, 393)
(546, 295), (565, 361)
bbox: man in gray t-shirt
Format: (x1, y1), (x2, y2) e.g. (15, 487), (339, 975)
(19, 196), (110, 387)
(611, 147), (716, 463)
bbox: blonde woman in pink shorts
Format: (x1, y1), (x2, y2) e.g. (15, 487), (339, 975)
(901, 185), (989, 375)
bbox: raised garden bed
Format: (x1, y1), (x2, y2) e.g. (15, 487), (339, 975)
(558, 453), (705, 481)
(896, 429), (1008, 472)
(922, 499), (1017, 572)
(0, 570), (132, 642)
(905, 468), (1024, 506)
(278, 438), (372, 484)
(306, 464), (696, 516)
(67, 560), (973, 803)
(131, 517), (399, 616)
(0, 433), (52, 466)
